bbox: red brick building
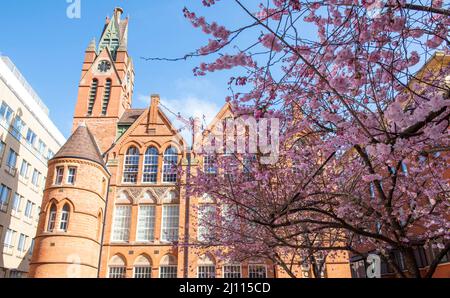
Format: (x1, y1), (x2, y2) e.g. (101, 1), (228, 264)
(28, 7), (351, 278)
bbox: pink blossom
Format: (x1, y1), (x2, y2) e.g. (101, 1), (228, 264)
(260, 33), (283, 52)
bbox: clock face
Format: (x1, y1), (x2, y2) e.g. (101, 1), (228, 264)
(98, 60), (112, 73)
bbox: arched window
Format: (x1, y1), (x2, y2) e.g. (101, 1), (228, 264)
(162, 147), (178, 183)
(101, 79), (112, 116)
(59, 204), (70, 232)
(143, 147), (158, 183)
(87, 79), (98, 116)
(133, 255), (152, 278)
(108, 255), (126, 278)
(159, 255), (177, 278)
(47, 204), (57, 232)
(123, 147), (139, 183)
(197, 254), (216, 278)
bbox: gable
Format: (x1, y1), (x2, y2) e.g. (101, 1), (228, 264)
(110, 105), (187, 157)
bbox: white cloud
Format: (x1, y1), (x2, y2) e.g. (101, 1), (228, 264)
(161, 96), (222, 144)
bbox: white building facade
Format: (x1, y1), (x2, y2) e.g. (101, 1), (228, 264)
(0, 56), (65, 277)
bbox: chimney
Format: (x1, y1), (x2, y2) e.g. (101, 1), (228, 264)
(148, 94), (160, 126)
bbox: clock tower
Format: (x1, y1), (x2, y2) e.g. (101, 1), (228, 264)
(72, 7), (134, 153)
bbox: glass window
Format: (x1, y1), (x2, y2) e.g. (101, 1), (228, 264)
(143, 147), (158, 183)
(123, 147), (139, 183)
(67, 167), (77, 185)
(47, 150), (55, 160)
(24, 200), (34, 218)
(20, 160), (30, 178)
(38, 140), (46, 155)
(0, 184), (12, 212)
(26, 129), (37, 146)
(31, 169), (41, 187)
(136, 205), (156, 242)
(47, 204), (57, 232)
(198, 265), (216, 278)
(17, 233), (28, 253)
(248, 265), (267, 278)
(109, 267), (126, 279)
(12, 193), (22, 213)
(162, 147), (178, 183)
(4, 229), (16, 250)
(11, 116), (25, 140)
(161, 205), (179, 242)
(29, 239), (35, 255)
(0, 102), (14, 124)
(134, 266), (152, 278)
(0, 141), (5, 158)
(159, 266), (177, 278)
(6, 149), (17, 169)
(59, 204), (70, 232)
(223, 265), (241, 278)
(55, 167), (64, 185)
(112, 205), (131, 242)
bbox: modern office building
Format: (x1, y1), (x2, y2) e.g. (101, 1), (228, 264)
(0, 56), (65, 277)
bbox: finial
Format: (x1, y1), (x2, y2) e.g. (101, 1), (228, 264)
(79, 121), (87, 128)
(86, 38), (96, 52)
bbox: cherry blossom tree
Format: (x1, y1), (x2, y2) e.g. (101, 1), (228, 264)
(151, 0), (450, 278)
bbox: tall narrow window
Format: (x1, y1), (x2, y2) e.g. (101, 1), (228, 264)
(136, 205), (156, 242)
(26, 129), (37, 147)
(24, 200), (34, 219)
(31, 169), (41, 187)
(162, 147), (178, 183)
(123, 147), (139, 183)
(55, 167), (64, 185)
(17, 233), (28, 253)
(59, 204), (70, 232)
(47, 204), (57, 232)
(143, 147), (158, 183)
(11, 193), (22, 213)
(0, 101), (14, 124)
(67, 167), (77, 185)
(11, 116), (25, 140)
(87, 79), (99, 116)
(102, 79), (112, 115)
(4, 229), (16, 253)
(0, 184), (11, 212)
(112, 205), (131, 242)
(20, 160), (30, 178)
(6, 149), (17, 170)
(161, 205), (179, 242)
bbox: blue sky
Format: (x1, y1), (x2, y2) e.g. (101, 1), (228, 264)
(0, 0), (255, 138)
